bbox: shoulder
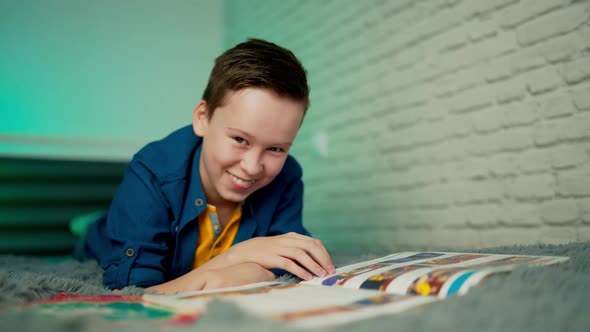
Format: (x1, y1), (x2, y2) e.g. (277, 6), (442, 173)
(277, 154), (303, 184)
(130, 125), (201, 183)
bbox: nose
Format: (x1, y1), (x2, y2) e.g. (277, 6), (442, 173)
(240, 150), (263, 177)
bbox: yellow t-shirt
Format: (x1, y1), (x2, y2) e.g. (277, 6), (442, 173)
(192, 204), (241, 269)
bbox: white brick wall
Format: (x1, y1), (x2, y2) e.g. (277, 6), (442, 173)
(225, 0), (590, 252)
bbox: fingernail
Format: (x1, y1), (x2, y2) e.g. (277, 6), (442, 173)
(318, 269), (327, 277)
(328, 265), (336, 273)
(305, 273), (313, 280)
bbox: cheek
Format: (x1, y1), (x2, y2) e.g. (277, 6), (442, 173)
(212, 146), (241, 169)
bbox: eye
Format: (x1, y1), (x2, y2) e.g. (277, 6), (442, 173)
(268, 147), (285, 153)
(233, 137), (247, 145)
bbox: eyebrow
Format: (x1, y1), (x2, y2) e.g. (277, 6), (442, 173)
(226, 127), (292, 147)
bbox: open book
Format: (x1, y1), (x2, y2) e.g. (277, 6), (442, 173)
(143, 251), (568, 328)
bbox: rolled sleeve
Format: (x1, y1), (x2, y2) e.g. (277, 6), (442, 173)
(96, 158), (173, 289)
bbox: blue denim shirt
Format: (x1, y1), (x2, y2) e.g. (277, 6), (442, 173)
(82, 125), (309, 289)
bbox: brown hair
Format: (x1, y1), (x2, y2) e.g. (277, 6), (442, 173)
(202, 38), (309, 119)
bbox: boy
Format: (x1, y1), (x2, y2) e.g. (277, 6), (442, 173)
(79, 39), (335, 294)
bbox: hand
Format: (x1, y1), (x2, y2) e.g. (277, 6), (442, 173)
(147, 262), (275, 294)
(211, 232), (335, 280)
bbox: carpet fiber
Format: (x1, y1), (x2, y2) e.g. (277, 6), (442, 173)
(1, 241), (589, 332)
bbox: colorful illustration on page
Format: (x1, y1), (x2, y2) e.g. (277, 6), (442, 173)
(359, 265), (424, 291)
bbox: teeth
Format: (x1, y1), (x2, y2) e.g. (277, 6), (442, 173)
(231, 174), (255, 187)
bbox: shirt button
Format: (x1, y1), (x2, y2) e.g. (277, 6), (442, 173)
(195, 198), (204, 207)
(175, 226), (179, 232)
(213, 224), (220, 231)
(125, 248), (135, 257)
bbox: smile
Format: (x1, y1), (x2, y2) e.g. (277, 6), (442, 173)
(228, 172), (257, 189)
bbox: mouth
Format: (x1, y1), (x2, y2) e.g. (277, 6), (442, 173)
(227, 171), (257, 189)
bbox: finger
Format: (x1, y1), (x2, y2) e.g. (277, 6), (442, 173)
(307, 237), (335, 273)
(275, 256), (313, 281)
(286, 237), (335, 274)
(280, 247), (327, 277)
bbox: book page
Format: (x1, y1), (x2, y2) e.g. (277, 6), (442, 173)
(143, 281), (438, 328)
(302, 252), (569, 298)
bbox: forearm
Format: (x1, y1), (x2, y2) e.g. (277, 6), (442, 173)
(146, 262), (276, 295)
(146, 267), (205, 294)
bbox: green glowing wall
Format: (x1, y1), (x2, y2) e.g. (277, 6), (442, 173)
(0, 0), (223, 254)
(1, 0), (223, 160)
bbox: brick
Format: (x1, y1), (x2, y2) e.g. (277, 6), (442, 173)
(447, 86), (496, 113)
(533, 117), (569, 146)
(470, 107), (504, 133)
(563, 112), (590, 141)
(486, 55), (514, 82)
(557, 170), (590, 197)
(437, 207), (470, 228)
(517, 149), (552, 174)
(390, 108), (421, 129)
(540, 199), (580, 224)
(438, 26), (469, 52)
(456, 0), (483, 20)
(495, 76), (527, 104)
(435, 66), (485, 97)
(579, 198), (590, 223)
(572, 87), (590, 111)
(500, 0), (570, 28)
(392, 88), (429, 110)
(421, 105), (446, 122)
(457, 158), (491, 179)
(550, 145), (588, 169)
(504, 203), (542, 226)
(442, 160), (471, 182)
(511, 47), (547, 73)
(487, 153), (519, 177)
(466, 132), (502, 156)
(563, 56), (590, 84)
(508, 173), (555, 201)
(478, 0), (519, 15)
(540, 33), (583, 63)
(526, 66), (563, 95)
(466, 204), (502, 227)
(429, 140), (465, 163)
(416, 121), (449, 145)
(540, 94), (576, 119)
(436, 49), (467, 75)
(467, 16), (497, 41)
(516, 4), (588, 46)
(539, 227), (577, 244)
(499, 126), (535, 152)
(482, 31), (519, 57)
(502, 101), (539, 127)
(414, 185), (455, 208)
(453, 180), (504, 204)
(578, 24), (590, 50)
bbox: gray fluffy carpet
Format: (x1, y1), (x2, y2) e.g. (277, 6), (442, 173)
(1, 241), (589, 332)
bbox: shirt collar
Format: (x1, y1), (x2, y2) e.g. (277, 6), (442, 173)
(178, 142), (253, 231)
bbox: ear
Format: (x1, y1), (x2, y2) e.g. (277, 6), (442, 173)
(192, 100), (209, 137)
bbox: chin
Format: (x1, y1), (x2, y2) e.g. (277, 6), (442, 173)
(219, 190), (250, 204)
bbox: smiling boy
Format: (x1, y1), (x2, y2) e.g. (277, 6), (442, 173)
(80, 39), (335, 294)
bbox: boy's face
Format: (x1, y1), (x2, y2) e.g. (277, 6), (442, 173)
(193, 88), (305, 208)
